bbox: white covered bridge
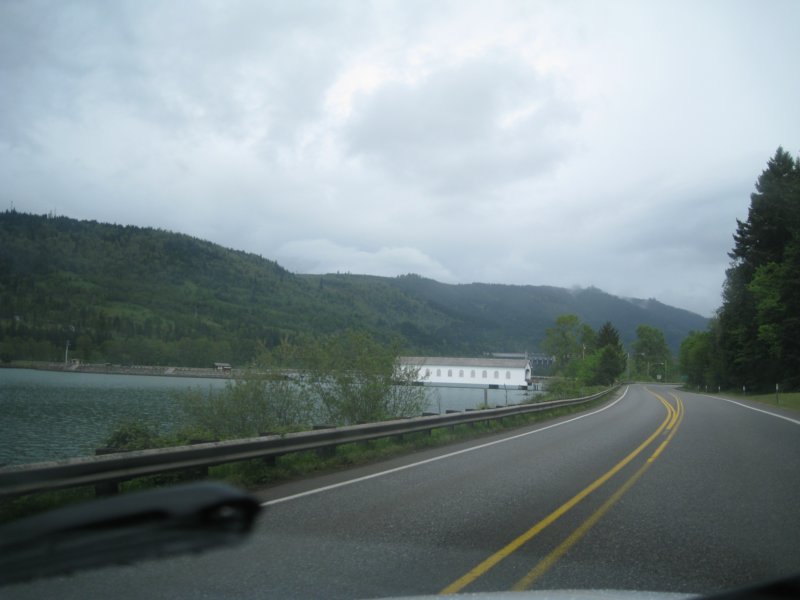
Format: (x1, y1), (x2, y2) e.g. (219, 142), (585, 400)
(398, 356), (532, 389)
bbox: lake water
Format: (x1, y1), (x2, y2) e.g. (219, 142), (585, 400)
(0, 369), (535, 466)
(0, 369), (227, 467)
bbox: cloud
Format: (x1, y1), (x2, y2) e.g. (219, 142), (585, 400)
(275, 239), (456, 282)
(2, 0), (799, 320)
(0, 0), (354, 152)
(343, 52), (578, 194)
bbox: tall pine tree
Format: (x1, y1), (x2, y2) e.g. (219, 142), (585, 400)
(591, 322), (627, 385)
(719, 147), (800, 389)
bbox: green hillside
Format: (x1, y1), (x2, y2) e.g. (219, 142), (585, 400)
(385, 276), (706, 354)
(0, 211), (707, 366)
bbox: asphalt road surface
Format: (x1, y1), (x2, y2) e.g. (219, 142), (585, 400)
(6, 384), (800, 599)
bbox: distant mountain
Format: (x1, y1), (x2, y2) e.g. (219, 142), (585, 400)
(382, 276), (706, 353)
(0, 211), (707, 366)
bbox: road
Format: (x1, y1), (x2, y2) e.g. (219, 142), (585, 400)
(6, 384), (800, 599)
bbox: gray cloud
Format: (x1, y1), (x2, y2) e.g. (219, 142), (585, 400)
(2, 0), (799, 318)
(275, 239), (456, 282)
(344, 53), (577, 194)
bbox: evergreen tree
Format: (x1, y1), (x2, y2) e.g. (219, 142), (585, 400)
(591, 322), (627, 385)
(719, 147), (800, 390)
(731, 148), (799, 269)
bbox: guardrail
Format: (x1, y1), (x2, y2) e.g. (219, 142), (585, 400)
(0, 387), (617, 498)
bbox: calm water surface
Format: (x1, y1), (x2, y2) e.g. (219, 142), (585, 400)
(0, 369), (534, 466)
(0, 369), (226, 466)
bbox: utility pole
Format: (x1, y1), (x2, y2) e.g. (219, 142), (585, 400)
(65, 340), (70, 365)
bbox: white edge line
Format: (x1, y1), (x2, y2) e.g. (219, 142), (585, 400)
(700, 394), (800, 425)
(261, 386), (630, 507)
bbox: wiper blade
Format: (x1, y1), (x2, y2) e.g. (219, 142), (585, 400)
(0, 481), (261, 586)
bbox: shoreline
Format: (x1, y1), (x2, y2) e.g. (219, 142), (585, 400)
(0, 362), (241, 379)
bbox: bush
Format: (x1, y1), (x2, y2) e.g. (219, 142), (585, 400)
(176, 375), (317, 441)
(175, 331), (427, 441)
(103, 420), (162, 451)
(296, 331), (427, 425)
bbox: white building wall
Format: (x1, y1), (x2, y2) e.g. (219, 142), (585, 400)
(402, 360), (530, 388)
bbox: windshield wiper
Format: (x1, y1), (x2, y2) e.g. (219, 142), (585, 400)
(0, 481), (261, 586)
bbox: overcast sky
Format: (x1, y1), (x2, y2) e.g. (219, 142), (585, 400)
(2, 0), (799, 317)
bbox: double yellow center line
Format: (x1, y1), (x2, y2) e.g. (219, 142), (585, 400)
(441, 388), (684, 594)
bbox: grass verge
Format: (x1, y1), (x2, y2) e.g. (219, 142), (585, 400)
(708, 390), (800, 412)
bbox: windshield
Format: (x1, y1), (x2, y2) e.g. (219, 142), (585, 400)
(1, 2), (799, 599)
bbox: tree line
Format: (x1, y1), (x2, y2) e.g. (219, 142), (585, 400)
(680, 147), (800, 391)
(540, 315), (671, 385)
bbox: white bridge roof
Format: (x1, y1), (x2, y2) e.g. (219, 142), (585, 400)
(398, 356), (530, 369)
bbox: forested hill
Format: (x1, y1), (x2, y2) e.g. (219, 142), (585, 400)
(0, 211), (707, 366)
